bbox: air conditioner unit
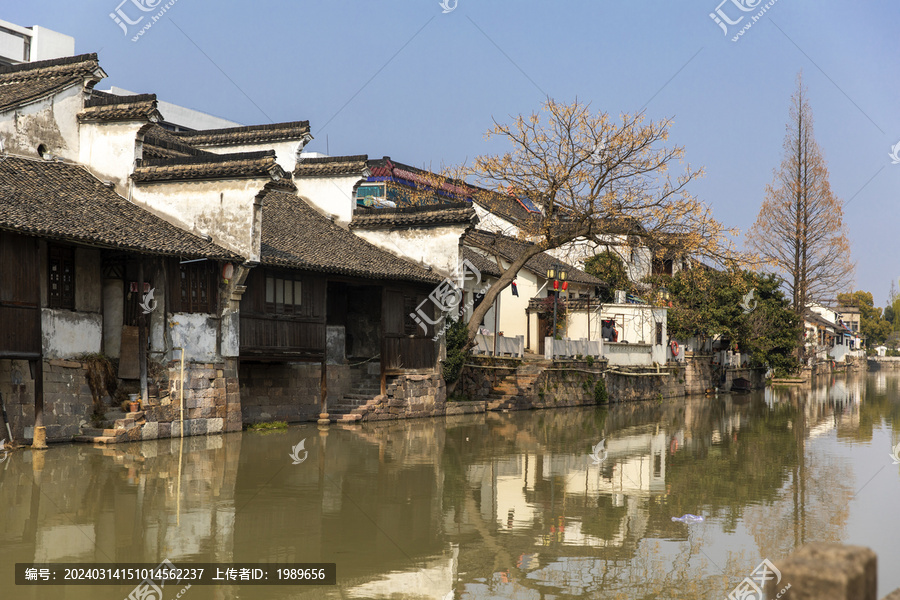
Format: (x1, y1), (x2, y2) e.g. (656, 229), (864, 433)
(614, 290), (627, 304)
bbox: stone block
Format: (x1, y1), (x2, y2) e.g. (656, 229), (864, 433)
(207, 418), (223, 434)
(142, 422), (159, 440)
(764, 543), (876, 600)
(185, 419), (207, 437)
(49, 359), (82, 369)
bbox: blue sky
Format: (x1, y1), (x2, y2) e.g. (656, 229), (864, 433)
(9, 1), (899, 306)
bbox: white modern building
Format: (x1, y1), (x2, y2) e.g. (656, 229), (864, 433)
(0, 19), (74, 67)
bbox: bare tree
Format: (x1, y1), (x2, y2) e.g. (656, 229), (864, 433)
(747, 73), (854, 314)
(436, 98), (740, 346)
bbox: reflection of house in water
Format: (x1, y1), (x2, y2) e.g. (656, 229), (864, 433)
(765, 377), (865, 439)
(346, 544), (457, 600)
(461, 428), (668, 552)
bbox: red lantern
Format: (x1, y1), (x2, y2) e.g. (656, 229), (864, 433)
(553, 280), (559, 290)
(222, 263), (234, 282)
(562, 281), (569, 291)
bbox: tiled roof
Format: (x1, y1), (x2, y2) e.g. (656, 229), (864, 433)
(473, 192), (539, 227)
(462, 246), (502, 278)
(366, 157), (541, 226)
(0, 53), (105, 113)
(0, 156), (236, 260)
(78, 90), (161, 122)
(294, 155), (369, 177)
(350, 203), (475, 230)
(133, 150), (286, 183)
(259, 189), (440, 284)
(142, 124), (213, 160)
(465, 230), (602, 286)
(174, 121), (311, 146)
(803, 310), (837, 330)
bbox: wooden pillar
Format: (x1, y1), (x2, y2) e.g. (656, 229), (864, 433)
(380, 287), (387, 395)
(30, 358), (46, 448)
(138, 260), (148, 405)
(317, 360), (330, 425)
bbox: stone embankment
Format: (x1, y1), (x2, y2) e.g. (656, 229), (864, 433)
(329, 354), (768, 425)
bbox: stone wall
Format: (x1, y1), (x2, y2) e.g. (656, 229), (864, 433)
(869, 356), (900, 369)
(456, 355), (765, 412)
(355, 373), (453, 421)
(0, 358), (93, 442)
(142, 359), (241, 440)
(605, 368), (682, 403)
(239, 362), (322, 424)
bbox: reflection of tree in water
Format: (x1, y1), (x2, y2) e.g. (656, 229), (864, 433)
(441, 399), (811, 599)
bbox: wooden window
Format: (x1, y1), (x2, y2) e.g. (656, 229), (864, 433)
(403, 295), (418, 336)
(656, 321), (663, 346)
(179, 261), (217, 313)
(48, 244), (75, 309)
(264, 274), (302, 315)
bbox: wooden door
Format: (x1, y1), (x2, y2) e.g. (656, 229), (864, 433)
(0, 233), (41, 358)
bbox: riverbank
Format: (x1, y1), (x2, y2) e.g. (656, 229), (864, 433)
(339, 355), (767, 424)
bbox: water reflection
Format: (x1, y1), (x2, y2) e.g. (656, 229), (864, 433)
(1, 372), (899, 599)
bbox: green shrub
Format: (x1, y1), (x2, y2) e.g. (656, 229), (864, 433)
(593, 378), (608, 404)
(442, 319), (470, 384)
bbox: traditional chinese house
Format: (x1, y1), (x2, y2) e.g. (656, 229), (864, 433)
(237, 188), (444, 423)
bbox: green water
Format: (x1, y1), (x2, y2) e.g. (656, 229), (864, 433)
(2, 371), (899, 599)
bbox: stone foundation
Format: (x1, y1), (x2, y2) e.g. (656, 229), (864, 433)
(356, 373), (447, 421)
(135, 358), (242, 440)
(458, 356), (766, 411)
(0, 358), (93, 442)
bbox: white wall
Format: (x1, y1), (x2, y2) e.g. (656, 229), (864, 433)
(0, 85), (82, 162)
(294, 175), (363, 225)
(193, 140), (307, 174)
(355, 226), (465, 279)
(472, 203), (519, 236)
(79, 120), (147, 196)
(132, 179), (266, 261)
(41, 309), (102, 359)
(168, 313), (219, 363)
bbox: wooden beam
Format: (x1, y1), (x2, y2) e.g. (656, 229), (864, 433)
(138, 260), (148, 405)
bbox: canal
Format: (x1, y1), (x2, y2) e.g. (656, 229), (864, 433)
(2, 371), (899, 599)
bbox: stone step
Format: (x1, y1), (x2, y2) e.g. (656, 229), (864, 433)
(487, 394), (523, 402)
(80, 427), (123, 437)
(344, 393), (375, 401)
(74, 433), (127, 444)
